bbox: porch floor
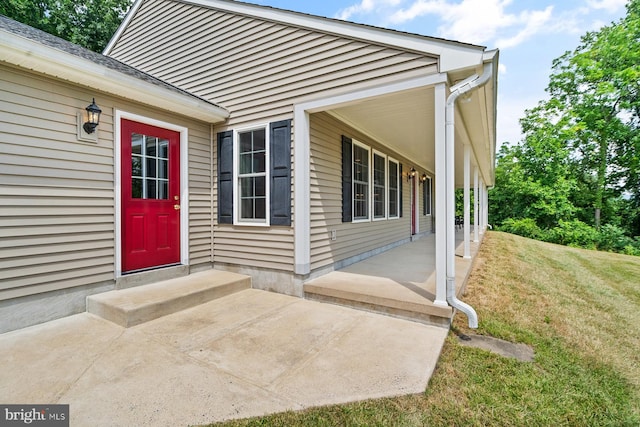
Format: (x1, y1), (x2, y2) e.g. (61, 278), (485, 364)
(304, 229), (483, 327)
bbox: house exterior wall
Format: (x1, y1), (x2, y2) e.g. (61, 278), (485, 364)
(107, 0), (439, 278)
(309, 112), (433, 272)
(0, 63), (215, 331)
(109, 0), (438, 128)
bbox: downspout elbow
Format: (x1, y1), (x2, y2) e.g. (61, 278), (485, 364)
(447, 282), (478, 329)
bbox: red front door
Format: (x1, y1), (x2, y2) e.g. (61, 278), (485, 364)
(121, 119), (181, 272)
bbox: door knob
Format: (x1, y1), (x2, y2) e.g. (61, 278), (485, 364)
(174, 204), (181, 210)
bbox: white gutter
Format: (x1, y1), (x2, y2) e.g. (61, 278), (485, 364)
(445, 61), (493, 328)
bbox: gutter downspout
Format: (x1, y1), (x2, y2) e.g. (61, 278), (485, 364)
(445, 61), (493, 329)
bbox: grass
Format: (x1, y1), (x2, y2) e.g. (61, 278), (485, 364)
(206, 231), (640, 426)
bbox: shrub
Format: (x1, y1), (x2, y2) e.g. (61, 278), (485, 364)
(498, 218), (543, 240)
(544, 220), (599, 249)
(597, 224), (636, 252)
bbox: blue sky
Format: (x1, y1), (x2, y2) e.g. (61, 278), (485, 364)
(243, 0), (629, 146)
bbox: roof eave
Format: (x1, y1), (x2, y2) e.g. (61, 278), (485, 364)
(3, 29), (229, 124)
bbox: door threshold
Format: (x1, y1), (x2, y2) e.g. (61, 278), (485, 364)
(117, 264), (189, 290)
(122, 263), (182, 275)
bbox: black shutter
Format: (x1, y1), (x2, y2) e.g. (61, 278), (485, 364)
(399, 163), (403, 218)
(423, 177), (427, 215)
(270, 120), (292, 226)
(217, 130), (233, 224)
(341, 136), (353, 222)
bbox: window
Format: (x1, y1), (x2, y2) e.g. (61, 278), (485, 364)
(217, 120), (291, 226)
(423, 176), (432, 216)
(373, 151), (386, 220)
(352, 143), (370, 221)
(388, 158), (399, 219)
(131, 133), (170, 200)
(237, 127), (267, 223)
(342, 136), (403, 223)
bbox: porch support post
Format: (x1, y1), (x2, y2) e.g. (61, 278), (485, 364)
(479, 177), (485, 235)
(433, 83), (448, 307)
(473, 166), (479, 242)
(484, 184), (489, 231)
(463, 143), (471, 259)
(293, 107), (311, 275)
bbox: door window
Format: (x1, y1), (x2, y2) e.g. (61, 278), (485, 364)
(131, 133), (170, 200)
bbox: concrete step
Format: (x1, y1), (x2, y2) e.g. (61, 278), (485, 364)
(87, 270), (251, 327)
(304, 273), (453, 328)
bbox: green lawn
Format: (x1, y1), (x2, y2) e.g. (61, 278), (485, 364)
(207, 231), (640, 426)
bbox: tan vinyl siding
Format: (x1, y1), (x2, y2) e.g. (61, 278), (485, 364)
(185, 126), (214, 268)
(309, 112), (417, 271)
(212, 228), (294, 271)
(1, 66), (115, 300)
(1, 64), (215, 299)
(108, 0), (438, 274)
(211, 130), (295, 272)
(108, 0), (438, 129)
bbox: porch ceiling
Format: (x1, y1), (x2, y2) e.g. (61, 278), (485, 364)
(330, 86), (436, 176)
(328, 79), (495, 187)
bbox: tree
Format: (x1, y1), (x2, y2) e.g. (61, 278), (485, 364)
(545, 0), (639, 227)
(1, 0), (132, 52)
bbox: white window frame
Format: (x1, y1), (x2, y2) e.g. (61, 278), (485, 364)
(387, 156), (400, 219)
(372, 149), (387, 221)
(424, 176), (433, 216)
(352, 140), (371, 223)
(233, 124), (270, 226)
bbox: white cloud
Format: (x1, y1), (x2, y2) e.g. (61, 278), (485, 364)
(387, 0), (554, 48)
(498, 63), (507, 75)
(336, 0), (628, 48)
(494, 7), (553, 48)
(587, 0), (628, 13)
(336, 0), (403, 21)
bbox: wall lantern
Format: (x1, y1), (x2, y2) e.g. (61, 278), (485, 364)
(83, 98), (102, 134)
(408, 167), (416, 182)
(420, 173), (427, 184)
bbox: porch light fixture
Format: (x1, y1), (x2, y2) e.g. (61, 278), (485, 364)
(83, 98), (102, 134)
(408, 167), (416, 182)
(420, 173), (427, 184)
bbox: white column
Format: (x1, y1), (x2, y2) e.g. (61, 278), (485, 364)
(473, 166), (479, 242)
(484, 185), (489, 231)
(463, 144), (471, 259)
(479, 178), (485, 235)
(293, 108), (311, 275)
(433, 83), (447, 307)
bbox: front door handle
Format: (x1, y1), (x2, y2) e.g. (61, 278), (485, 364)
(174, 204), (181, 210)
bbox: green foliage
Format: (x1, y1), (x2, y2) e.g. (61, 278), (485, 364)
(0, 0), (132, 52)
(490, 142), (577, 229)
(598, 224), (640, 254)
(544, 220), (600, 249)
(491, 0), (640, 252)
(498, 218), (640, 254)
(498, 218), (544, 240)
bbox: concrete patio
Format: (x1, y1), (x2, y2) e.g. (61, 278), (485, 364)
(0, 230), (482, 426)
